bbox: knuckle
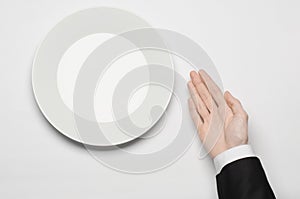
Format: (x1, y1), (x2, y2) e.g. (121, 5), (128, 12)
(235, 99), (242, 105)
(242, 111), (249, 120)
(203, 111), (209, 119)
(196, 105), (202, 114)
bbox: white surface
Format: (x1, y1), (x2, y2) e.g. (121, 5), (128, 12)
(1, 0), (300, 198)
(57, 33), (149, 122)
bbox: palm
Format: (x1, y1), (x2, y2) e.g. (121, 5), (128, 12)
(224, 111), (248, 148)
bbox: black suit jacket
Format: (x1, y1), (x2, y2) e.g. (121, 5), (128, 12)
(216, 157), (276, 199)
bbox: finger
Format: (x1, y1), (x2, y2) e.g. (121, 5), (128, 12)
(198, 70), (224, 107)
(224, 91), (248, 119)
(188, 98), (203, 130)
(187, 81), (210, 121)
(190, 70), (202, 85)
(190, 71), (215, 112)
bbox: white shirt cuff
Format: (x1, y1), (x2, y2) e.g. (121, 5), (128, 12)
(213, 144), (256, 174)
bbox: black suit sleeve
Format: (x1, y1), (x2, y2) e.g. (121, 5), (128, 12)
(216, 157), (276, 199)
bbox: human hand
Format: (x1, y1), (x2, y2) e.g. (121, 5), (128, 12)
(187, 70), (248, 158)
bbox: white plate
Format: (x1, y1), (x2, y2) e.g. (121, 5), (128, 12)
(32, 7), (174, 146)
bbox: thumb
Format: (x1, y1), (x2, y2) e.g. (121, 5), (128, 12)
(224, 91), (248, 119)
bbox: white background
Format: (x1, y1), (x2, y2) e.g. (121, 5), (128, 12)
(1, 0), (300, 198)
